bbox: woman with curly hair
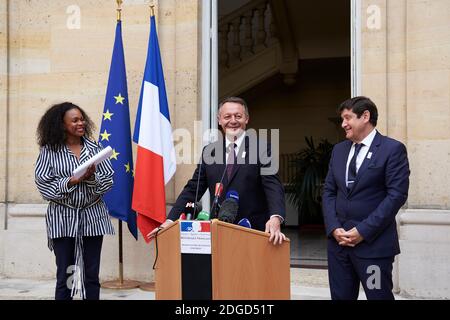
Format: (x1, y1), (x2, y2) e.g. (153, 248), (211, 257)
(35, 102), (115, 300)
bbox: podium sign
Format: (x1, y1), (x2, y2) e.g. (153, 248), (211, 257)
(180, 221), (211, 254)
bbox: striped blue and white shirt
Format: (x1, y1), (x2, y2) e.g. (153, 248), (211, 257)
(35, 137), (115, 249)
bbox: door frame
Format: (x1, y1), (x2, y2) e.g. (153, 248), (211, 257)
(202, 0), (362, 120)
(351, 0), (362, 97)
(201, 0), (218, 141)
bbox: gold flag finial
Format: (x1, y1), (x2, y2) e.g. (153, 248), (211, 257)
(150, 4), (155, 17)
(117, 0), (123, 21)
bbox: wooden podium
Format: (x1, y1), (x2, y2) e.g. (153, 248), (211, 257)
(154, 219), (290, 300)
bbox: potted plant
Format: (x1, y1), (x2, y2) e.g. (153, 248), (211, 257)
(287, 136), (334, 226)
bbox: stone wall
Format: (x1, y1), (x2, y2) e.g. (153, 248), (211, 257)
(0, 0), (201, 281)
(1, 0), (449, 299)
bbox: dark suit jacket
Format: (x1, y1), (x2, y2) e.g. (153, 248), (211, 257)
(322, 131), (410, 258)
(168, 136), (285, 231)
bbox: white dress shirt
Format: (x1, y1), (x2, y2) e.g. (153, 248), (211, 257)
(225, 132), (245, 164)
(345, 129), (377, 187)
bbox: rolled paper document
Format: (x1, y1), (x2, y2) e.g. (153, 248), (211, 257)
(72, 146), (113, 179)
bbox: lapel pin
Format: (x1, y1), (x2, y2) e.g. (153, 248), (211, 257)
(367, 152), (372, 159)
(241, 151), (246, 158)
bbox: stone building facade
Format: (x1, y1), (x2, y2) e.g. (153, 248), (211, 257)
(0, 0), (449, 298)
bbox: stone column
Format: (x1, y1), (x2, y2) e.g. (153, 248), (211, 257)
(361, 0), (387, 133)
(400, 0), (450, 299)
(405, 0), (450, 211)
(0, 0), (8, 203)
(0, 0), (7, 276)
(386, 0), (407, 143)
(399, 0), (450, 297)
(386, 0), (407, 295)
(361, 0), (450, 299)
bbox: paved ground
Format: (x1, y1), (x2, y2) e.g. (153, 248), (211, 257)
(285, 228), (328, 268)
(0, 268), (410, 300)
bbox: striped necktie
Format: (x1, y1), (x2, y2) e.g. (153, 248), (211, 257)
(347, 143), (363, 190)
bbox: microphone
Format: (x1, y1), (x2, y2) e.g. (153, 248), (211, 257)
(193, 151), (205, 222)
(218, 190), (239, 224)
(225, 190), (239, 202)
(192, 144), (227, 220)
(210, 147), (232, 218)
(185, 202), (195, 220)
(196, 210), (210, 221)
(210, 182), (224, 219)
(237, 218), (252, 229)
(194, 201), (202, 217)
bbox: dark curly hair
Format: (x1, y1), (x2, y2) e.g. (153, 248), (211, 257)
(37, 102), (95, 148)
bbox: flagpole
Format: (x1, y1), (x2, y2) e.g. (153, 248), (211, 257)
(101, 0), (141, 291)
(119, 220), (124, 282)
(139, 0), (157, 293)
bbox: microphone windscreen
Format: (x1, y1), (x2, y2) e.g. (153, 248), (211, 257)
(237, 218), (252, 229)
(218, 198), (239, 223)
(184, 202), (194, 215)
(225, 190), (239, 203)
(196, 210), (210, 221)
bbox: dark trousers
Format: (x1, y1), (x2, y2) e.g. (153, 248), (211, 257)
(327, 245), (395, 300)
(53, 236), (103, 300)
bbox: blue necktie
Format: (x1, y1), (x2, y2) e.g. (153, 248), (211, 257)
(347, 143), (363, 190)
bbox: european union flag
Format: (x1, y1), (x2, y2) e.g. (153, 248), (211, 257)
(99, 20), (137, 240)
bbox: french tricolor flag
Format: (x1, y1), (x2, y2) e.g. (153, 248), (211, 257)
(132, 15), (176, 242)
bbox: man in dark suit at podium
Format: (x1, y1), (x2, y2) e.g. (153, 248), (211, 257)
(322, 96), (410, 299)
(150, 96), (286, 245)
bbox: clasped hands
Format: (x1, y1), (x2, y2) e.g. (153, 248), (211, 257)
(332, 227), (363, 247)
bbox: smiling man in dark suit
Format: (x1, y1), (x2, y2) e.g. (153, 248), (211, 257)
(149, 96), (286, 245)
(322, 96), (410, 300)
